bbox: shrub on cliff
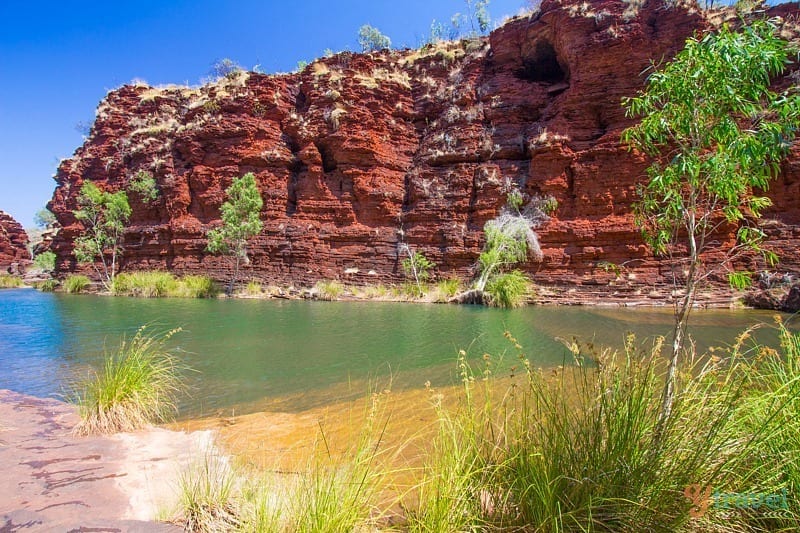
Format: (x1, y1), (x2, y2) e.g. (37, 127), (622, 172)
(33, 251), (56, 272)
(459, 192), (553, 307)
(357, 24), (391, 52)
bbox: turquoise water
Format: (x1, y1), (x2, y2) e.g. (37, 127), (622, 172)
(0, 288), (792, 418)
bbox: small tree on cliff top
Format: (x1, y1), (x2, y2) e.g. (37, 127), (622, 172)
(206, 173), (263, 295)
(358, 24), (391, 52)
(622, 19), (800, 423)
(73, 182), (132, 289)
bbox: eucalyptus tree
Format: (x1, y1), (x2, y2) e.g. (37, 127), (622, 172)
(206, 172), (264, 295)
(622, 19), (800, 420)
(73, 182), (132, 289)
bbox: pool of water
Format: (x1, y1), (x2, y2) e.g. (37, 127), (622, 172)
(0, 288), (792, 418)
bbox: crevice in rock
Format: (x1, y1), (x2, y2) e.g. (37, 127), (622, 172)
(294, 89), (309, 113)
(315, 141), (338, 173)
(283, 133), (304, 216)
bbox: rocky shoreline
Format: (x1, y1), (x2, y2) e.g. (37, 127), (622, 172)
(0, 389), (215, 531)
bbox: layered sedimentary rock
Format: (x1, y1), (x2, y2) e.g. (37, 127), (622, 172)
(0, 211), (30, 273)
(47, 0), (800, 298)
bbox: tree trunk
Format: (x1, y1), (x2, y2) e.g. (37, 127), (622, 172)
(228, 253), (241, 296)
(656, 211), (699, 442)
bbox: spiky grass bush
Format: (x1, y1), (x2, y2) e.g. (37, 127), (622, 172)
(406, 354), (494, 531)
(357, 283), (390, 299)
(485, 269), (529, 308)
(111, 271), (217, 298)
(64, 274), (90, 293)
(177, 451), (240, 532)
(176, 275), (218, 298)
(35, 279), (59, 292)
(715, 320), (800, 530)
(71, 326), (185, 435)
(112, 271), (178, 297)
(314, 280), (345, 301)
(0, 274), (24, 288)
(435, 278), (461, 299)
(243, 280), (262, 296)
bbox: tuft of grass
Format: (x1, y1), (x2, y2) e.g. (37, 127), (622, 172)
(243, 280), (262, 297)
(176, 451), (240, 532)
(431, 278), (462, 303)
(356, 283), (390, 299)
(64, 274), (91, 293)
(176, 275), (218, 298)
(406, 361), (489, 531)
(112, 271), (178, 297)
(314, 280), (345, 301)
(71, 326), (185, 435)
(393, 282), (425, 300)
(36, 279), (59, 292)
(282, 390), (390, 532)
(0, 274), (24, 288)
(172, 388), (392, 532)
(485, 269), (529, 308)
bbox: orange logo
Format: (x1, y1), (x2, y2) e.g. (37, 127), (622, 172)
(684, 484), (712, 518)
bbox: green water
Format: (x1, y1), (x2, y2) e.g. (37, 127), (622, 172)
(0, 288), (793, 418)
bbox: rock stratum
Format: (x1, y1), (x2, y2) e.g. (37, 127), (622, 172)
(0, 211), (30, 273)
(47, 0), (800, 301)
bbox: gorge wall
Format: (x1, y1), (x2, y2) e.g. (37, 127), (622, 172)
(47, 0), (800, 299)
(0, 211), (30, 273)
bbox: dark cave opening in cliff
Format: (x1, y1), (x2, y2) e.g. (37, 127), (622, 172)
(517, 40), (567, 84)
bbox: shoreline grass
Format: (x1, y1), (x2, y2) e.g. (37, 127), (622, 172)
(64, 274), (91, 293)
(165, 319), (800, 531)
(0, 274), (24, 288)
(71, 326), (186, 435)
(111, 271), (218, 298)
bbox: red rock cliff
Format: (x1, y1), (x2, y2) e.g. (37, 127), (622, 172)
(0, 211), (31, 273)
(47, 0), (800, 298)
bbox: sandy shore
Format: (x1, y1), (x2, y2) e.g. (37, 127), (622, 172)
(0, 389), (216, 531)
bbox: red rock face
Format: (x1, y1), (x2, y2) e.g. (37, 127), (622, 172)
(47, 0), (800, 296)
(0, 211), (30, 273)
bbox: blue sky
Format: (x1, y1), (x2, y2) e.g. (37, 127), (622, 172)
(0, 0), (526, 228)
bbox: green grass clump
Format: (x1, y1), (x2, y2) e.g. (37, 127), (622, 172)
(112, 271), (178, 297)
(71, 326), (185, 435)
(176, 451), (239, 532)
(357, 283), (390, 299)
(314, 280), (345, 301)
(176, 275), (218, 298)
(485, 269), (529, 308)
(111, 271), (217, 298)
(36, 279), (59, 292)
(64, 274), (91, 293)
(431, 278), (462, 302)
(0, 274), (24, 288)
(243, 280), (262, 296)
